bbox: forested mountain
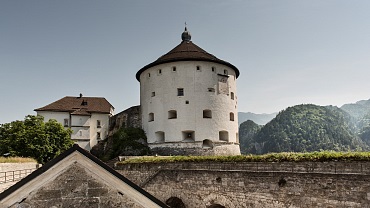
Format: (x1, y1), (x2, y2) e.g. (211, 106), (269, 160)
(341, 99), (370, 119)
(239, 104), (368, 154)
(238, 112), (277, 125)
(239, 120), (261, 154)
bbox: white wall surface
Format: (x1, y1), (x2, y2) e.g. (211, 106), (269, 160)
(140, 61), (239, 145)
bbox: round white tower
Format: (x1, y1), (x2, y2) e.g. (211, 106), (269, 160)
(136, 27), (241, 155)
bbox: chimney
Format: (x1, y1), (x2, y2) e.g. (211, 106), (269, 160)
(79, 93), (83, 98)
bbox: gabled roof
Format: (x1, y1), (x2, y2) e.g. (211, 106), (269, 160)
(35, 96), (114, 114)
(0, 144), (168, 207)
(136, 28), (240, 81)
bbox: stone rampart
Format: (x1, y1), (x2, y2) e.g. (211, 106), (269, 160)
(116, 161), (370, 207)
(108, 105), (141, 136)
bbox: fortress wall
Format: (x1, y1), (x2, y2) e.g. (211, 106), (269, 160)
(116, 161), (370, 208)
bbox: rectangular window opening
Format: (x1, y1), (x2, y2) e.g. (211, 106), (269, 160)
(177, 88), (184, 96)
(64, 119), (69, 127)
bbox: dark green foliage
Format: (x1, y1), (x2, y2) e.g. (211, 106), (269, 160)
(239, 104), (368, 154)
(91, 127), (150, 161)
(239, 120), (261, 154)
(0, 115), (74, 164)
(359, 114), (370, 146)
(110, 127), (150, 158)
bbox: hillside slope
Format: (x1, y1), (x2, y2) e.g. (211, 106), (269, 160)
(240, 104), (367, 154)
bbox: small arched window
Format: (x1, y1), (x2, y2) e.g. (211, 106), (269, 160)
(168, 110), (177, 119)
(231, 92), (234, 100)
(219, 131), (229, 142)
(155, 131), (165, 143)
(166, 197), (186, 208)
(148, 113), (154, 122)
(230, 112), (234, 121)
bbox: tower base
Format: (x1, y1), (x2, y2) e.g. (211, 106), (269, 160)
(148, 142), (241, 156)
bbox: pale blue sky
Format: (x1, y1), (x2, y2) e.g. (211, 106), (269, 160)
(1, 0), (370, 124)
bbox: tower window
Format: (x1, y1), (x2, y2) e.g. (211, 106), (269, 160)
(177, 88), (184, 96)
(231, 92), (234, 100)
(168, 110), (177, 119)
(212, 67), (215, 72)
(155, 131), (165, 143)
(148, 73), (151, 77)
(182, 130), (195, 142)
(185, 100), (189, 104)
(148, 113), (154, 122)
(152, 91), (155, 97)
(203, 110), (212, 118)
(97, 120), (101, 128)
(172, 66), (177, 72)
(219, 131), (229, 142)
(158, 69), (162, 74)
(196, 66), (201, 71)
(224, 69), (228, 75)
(230, 112), (235, 121)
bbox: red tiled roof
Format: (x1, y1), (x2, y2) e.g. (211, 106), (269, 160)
(35, 96), (113, 114)
(136, 40), (240, 81)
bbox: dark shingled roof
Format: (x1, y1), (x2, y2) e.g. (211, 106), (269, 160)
(136, 40), (240, 81)
(35, 96), (113, 114)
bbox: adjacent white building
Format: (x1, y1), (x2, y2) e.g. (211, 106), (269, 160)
(136, 27), (241, 155)
(35, 94), (114, 150)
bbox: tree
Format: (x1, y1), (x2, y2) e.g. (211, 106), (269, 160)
(0, 115), (74, 164)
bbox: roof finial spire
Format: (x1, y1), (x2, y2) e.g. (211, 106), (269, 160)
(181, 22), (191, 42)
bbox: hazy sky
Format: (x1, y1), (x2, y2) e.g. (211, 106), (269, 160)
(1, 0), (370, 124)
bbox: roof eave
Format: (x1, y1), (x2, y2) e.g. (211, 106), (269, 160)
(136, 58), (239, 81)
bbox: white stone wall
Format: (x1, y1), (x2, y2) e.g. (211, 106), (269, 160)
(90, 113), (110, 148)
(37, 111), (69, 125)
(37, 111), (111, 151)
(140, 61), (239, 149)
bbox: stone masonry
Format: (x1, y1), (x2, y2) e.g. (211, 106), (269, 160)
(116, 161), (370, 208)
(10, 163), (144, 208)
